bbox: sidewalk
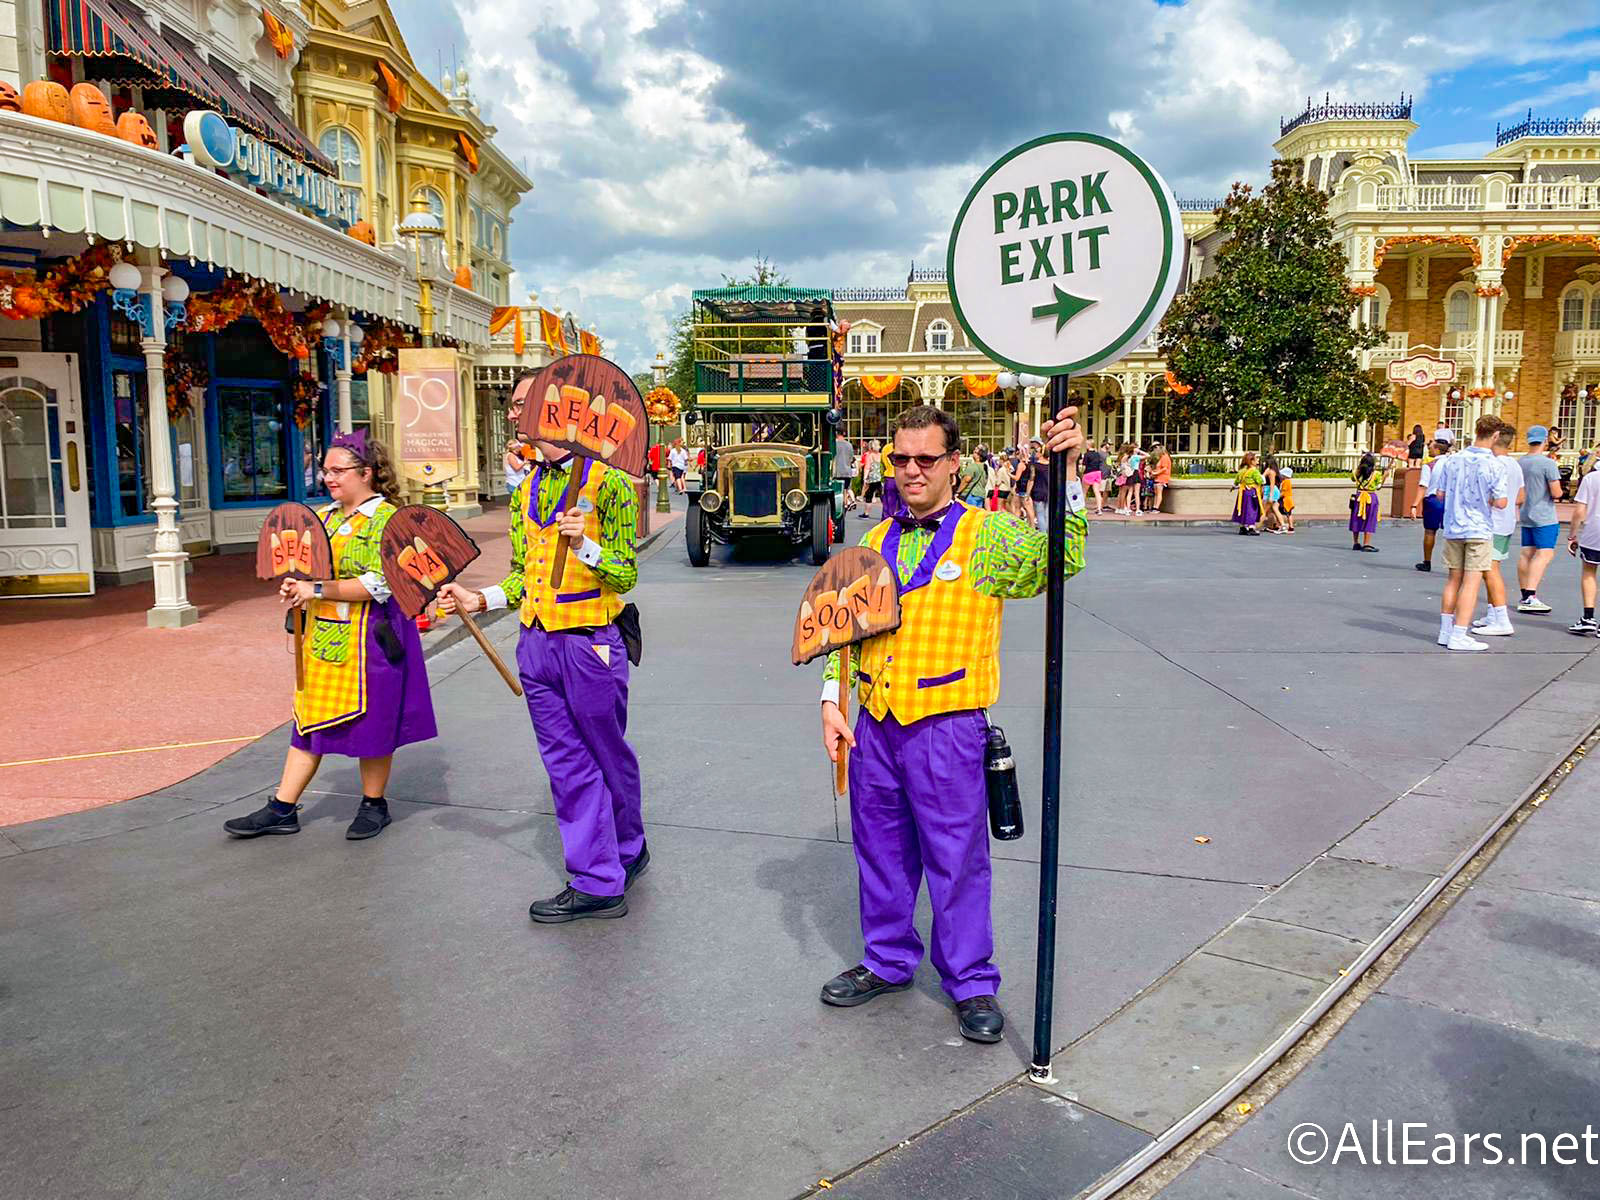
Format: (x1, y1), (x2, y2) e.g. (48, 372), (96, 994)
(1152, 724), (1600, 1200)
(0, 503), (680, 824)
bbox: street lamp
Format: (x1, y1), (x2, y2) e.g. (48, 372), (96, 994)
(652, 351), (672, 514)
(398, 196), (446, 347)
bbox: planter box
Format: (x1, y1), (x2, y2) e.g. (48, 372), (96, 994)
(1161, 477), (1356, 517)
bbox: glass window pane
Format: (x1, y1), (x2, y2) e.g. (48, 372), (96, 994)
(0, 385), (52, 522)
(349, 377), (370, 426)
(1446, 291), (1470, 333)
(219, 387), (287, 501)
(112, 370), (146, 517)
(1563, 293), (1585, 332)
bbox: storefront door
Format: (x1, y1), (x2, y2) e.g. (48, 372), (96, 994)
(0, 354), (93, 596)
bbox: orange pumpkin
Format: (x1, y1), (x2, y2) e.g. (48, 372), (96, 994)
(21, 81), (70, 124)
(0, 82), (19, 113)
(68, 83), (115, 135)
(453, 265), (473, 289)
(115, 111), (159, 149)
(347, 220), (376, 246)
(10, 285), (50, 319)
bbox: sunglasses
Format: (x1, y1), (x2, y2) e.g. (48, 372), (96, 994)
(887, 451), (954, 469)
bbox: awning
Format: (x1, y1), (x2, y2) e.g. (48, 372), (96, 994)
(46, 0), (332, 172)
(692, 286), (835, 323)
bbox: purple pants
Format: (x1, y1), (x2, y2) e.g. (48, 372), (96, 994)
(517, 623), (644, 897)
(849, 708), (999, 1001)
(881, 476), (900, 519)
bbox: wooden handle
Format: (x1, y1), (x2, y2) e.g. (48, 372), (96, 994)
(548, 461), (588, 588)
(834, 644), (851, 794)
(294, 606), (307, 692)
(461, 610), (523, 696)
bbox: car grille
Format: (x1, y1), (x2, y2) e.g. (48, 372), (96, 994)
(732, 472), (779, 518)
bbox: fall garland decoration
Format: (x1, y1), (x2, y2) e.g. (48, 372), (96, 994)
(0, 242), (122, 320)
(644, 386), (681, 424)
(1499, 233), (1600, 269)
(1164, 369), (1192, 396)
(1475, 284), (1504, 298)
(1467, 386), (1498, 401)
(1349, 284), (1378, 298)
(185, 278), (312, 360)
(1373, 234), (1481, 270)
(351, 319), (412, 375)
(963, 374), (998, 397)
(162, 346), (208, 420)
(291, 374), (320, 430)
(860, 373), (901, 399)
(1099, 395), (1121, 414)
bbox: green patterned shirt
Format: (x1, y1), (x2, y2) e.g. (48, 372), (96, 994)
(822, 504), (1088, 685)
(494, 458), (639, 606)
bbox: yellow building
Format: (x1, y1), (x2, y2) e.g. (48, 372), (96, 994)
(838, 98), (1600, 463)
(293, 0), (532, 508)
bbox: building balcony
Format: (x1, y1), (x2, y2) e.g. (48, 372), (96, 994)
(1337, 180), (1600, 216)
(1442, 330), (1524, 362)
(1554, 329), (1600, 363)
(1362, 332), (1409, 369)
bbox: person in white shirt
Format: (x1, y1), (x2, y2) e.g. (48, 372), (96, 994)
(1470, 423), (1526, 637)
(668, 440), (689, 494)
(1431, 415), (1510, 651)
(1565, 466), (1600, 635)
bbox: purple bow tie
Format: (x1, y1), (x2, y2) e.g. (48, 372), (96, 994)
(892, 507), (948, 533)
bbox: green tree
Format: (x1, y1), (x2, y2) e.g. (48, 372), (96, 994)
(1157, 160), (1392, 450)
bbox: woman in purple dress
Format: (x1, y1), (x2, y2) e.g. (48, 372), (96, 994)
(225, 432), (437, 841)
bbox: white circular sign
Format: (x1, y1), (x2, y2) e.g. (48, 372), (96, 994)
(948, 133), (1183, 377)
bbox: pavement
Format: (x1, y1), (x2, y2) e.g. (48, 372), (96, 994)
(1, 515), (1596, 1200)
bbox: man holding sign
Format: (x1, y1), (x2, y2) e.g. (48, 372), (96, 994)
(438, 360), (645, 924)
(817, 402), (1086, 1043)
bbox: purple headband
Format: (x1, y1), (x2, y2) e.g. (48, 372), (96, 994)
(331, 429), (370, 462)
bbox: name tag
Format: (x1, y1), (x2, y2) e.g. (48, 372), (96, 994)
(935, 560), (962, 582)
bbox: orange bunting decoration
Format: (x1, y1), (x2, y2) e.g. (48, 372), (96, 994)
(261, 11), (295, 59)
(539, 308), (568, 354)
(490, 306), (525, 355)
(376, 62), (408, 113)
(457, 132), (479, 173)
(860, 374), (901, 399)
(579, 330), (601, 357)
(453, 265), (474, 290)
(963, 374), (997, 397)
(347, 220), (376, 245)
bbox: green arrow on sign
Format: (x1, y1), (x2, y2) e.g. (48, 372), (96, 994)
(1030, 284), (1096, 333)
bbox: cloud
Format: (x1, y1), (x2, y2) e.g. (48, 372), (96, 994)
(385, 0), (1600, 370)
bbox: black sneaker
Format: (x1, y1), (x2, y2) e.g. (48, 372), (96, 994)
(346, 800), (391, 840)
(1567, 617), (1599, 636)
(956, 995), (1005, 1043)
(1415, 561), (1432, 572)
(224, 801), (300, 838)
(623, 842), (650, 891)
(529, 887), (627, 923)
(819, 965), (910, 1008)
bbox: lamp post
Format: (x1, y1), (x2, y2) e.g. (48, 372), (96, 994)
(398, 196), (445, 348)
(653, 351), (673, 514)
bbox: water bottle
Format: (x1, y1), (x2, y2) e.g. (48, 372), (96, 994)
(985, 722), (1023, 841)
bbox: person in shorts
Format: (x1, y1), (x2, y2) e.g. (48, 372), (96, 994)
(1471, 423), (1525, 637)
(1566, 462), (1600, 635)
(860, 439), (883, 517)
(1517, 425), (1564, 613)
(1278, 466), (1296, 532)
(1413, 431), (1452, 571)
(1431, 415), (1509, 651)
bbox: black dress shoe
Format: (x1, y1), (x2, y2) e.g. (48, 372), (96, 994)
(623, 842), (650, 891)
(224, 801), (300, 838)
(529, 887), (627, 923)
(819, 965), (910, 1008)
(346, 800), (391, 840)
(956, 995), (1005, 1043)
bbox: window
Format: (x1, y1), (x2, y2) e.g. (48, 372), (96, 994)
(416, 187), (445, 223)
(1562, 287), (1586, 332)
(111, 368), (149, 517)
(217, 387), (288, 502)
(926, 319), (951, 352)
(848, 333), (862, 354)
(849, 328), (880, 354)
(1143, 379), (1196, 453)
(319, 126), (362, 184)
(1443, 389), (1464, 437)
(375, 141), (391, 240)
(0, 377), (68, 529)
(1360, 285), (1388, 331)
(1446, 289), (1472, 333)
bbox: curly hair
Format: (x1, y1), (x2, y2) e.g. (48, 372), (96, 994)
(365, 437), (403, 505)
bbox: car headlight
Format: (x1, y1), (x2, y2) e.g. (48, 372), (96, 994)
(784, 489), (809, 513)
(699, 490), (723, 513)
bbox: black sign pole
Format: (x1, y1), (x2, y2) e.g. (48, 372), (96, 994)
(1030, 371), (1071, 1081)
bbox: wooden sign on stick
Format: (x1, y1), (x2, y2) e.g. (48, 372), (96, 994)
(255, 502), (333, 692)
(792, 546), (903, 793)
(513, 354), (649, 586)
(380, 505), (522, 696)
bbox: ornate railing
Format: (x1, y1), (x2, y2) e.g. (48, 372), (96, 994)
(1373, 183), (1483, 211)
(1280, 93), (1412, 136)
(832, 287), (906, 303)
(908, 265), (946, 283)
(1496, 113), (1600, 146)
(1441, 330), (1524, 357)
(1176, 198), (1223, 212)
(1554, 330), (1600, 361)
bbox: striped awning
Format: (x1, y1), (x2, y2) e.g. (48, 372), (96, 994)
(46, 0), (332, 172)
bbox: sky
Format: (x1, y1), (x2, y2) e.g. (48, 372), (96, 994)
(388, 0), (1600, 371)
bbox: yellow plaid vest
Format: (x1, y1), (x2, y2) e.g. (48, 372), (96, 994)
(856, 504), (1001, 723)
(518, 460), (625, 631)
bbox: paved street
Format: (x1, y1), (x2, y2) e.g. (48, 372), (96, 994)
(2, 518), (1597, 1200)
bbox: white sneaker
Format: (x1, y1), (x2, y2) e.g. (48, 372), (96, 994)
(1476, 620), (1515, 637)
(1517, 597), (1552, 614)
(1447, 631), (1488, 651)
